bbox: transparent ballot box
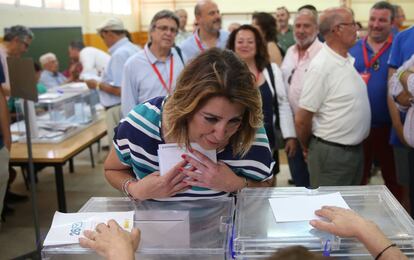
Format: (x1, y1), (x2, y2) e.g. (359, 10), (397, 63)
(232, 185), (414, 259)
(13, 87), (97, 143)
(42, 197), (235, 259)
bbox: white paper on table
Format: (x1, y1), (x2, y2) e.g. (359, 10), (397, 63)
(43, 211), (134, 246)
(269, 192), (350, 222)
(158, 143), (216, 176)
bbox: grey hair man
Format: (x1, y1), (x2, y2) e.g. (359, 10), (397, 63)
(121, 10), (185, 117)
(0, 25), (34, 94)
(174, 9), (192, 44)
(295, 7), (371, 188)
(281, 9), (322, 188)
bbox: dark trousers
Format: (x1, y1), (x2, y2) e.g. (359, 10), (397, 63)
(287, 144), (310, 187)
(361, 126), (403, 201)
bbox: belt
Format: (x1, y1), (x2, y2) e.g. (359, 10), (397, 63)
(312, 135), (361, 149)
(104, 104), (120, 111)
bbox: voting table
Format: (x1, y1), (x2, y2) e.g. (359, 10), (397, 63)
(10, 118), (107, 213)
(41, 185), (414, 259)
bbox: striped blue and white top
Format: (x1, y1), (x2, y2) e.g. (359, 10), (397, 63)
(114, 96), (275, 201)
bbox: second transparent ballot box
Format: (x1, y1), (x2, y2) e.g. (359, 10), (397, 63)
(232, 185), (414, 259)
(42, 196), (235, 259)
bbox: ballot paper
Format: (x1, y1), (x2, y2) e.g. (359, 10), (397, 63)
(269, 192), (350, 222)
(158, 143), (216, 176)
(43, 211), (134, 246)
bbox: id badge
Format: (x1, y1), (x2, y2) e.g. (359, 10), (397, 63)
(360, 72), (371, 85)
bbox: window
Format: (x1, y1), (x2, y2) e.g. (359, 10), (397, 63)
(20, 0), (42, 7)
(90, 0), (131, 15)
(0, 0), (79, 10)
(0, 0), (15, 4)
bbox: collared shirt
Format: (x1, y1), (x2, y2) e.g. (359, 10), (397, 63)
(0, 44), (10, 90)
(349, 37), (393, 127)
(79, 46), (110, 81)
(388, 26), (414, 146)
(179, 29), (229, 62)
(277, 25), (295, 54)
(389, 54), (414, 147)
(100, 37), (141, 107)
(175, 30), (192, 45)
(299, 43), (371, 145)
(39, 70), (67, 89)
(281, 39), (323, 114)
(120, 44), (185, 117)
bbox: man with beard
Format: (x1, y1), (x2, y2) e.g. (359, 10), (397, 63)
(121, 10), (185, 117)
(179, 0), (229, 61)
(349, 1), (403, 202)
(295, 7), (371, 188)
(281, 9), (322, 187)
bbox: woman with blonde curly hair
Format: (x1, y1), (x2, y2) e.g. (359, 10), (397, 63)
(104, 48), (274, 200)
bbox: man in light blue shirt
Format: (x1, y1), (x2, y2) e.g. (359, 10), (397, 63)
(39, 52), (67, 89)
(121, 10), (185, 117)
(179, 0), (229, 61)
(87, 17), (140, 142)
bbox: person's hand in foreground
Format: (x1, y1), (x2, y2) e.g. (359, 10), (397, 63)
(310, 206), (407, 259)
(79, 219), (140, 260)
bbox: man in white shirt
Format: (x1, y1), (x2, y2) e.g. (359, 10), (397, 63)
(68, 41), (110, 81)
(295, 7), (371, 187)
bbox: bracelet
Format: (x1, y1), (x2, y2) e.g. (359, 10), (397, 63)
(375, 243), (396, 260)
(243, 177), (249, 189)
(122, 178), (137, 200)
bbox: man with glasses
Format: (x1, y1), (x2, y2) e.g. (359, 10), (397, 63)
(281, 9), (322, 187)
(179, 0), (228, 61)
(92, 17), (140, 142)
(295, 7), (371, 188)
(0, 25), (33, 219)
(0, 25), (34, 96)
(121, 10), (185, 117)
(39, 52), (68, 89)
(349, 1), (403, 202)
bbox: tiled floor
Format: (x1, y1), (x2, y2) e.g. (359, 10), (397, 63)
(0, 145), (385, 259)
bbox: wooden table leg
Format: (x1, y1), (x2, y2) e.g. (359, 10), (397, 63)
(69, 158), (74, 173)
(54, 165), (67, 213)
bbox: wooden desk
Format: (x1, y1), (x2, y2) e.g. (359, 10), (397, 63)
(10, 119), (107, 212)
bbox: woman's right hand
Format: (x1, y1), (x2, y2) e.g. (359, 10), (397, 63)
(128, 160), (190, 200)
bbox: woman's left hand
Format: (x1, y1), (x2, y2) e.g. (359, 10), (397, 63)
(181, 149), (244, 192)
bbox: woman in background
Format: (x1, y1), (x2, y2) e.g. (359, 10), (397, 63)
(252, 12), (283, 66)
(227, 24), (296, 185)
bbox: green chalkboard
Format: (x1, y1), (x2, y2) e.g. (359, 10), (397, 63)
(23, 27), (83, 72)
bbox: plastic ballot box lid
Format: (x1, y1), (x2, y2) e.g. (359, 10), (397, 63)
(42, 196), (235, 260)
(232, 185), (414, 259)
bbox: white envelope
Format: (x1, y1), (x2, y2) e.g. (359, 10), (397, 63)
(158, 143), (216, 176)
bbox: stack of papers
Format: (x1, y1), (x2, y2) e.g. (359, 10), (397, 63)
(157, 143), (216, 176)
(269, 192), (350, 222)
(43, 211), (134, 246)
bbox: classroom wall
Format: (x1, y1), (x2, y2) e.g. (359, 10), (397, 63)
(0, 0), (413, 51)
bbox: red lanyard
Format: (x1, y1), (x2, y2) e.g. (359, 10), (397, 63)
(194, 31), (205, 51)
(362, 35), (392, 70)
(144, 48), (174, 94)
